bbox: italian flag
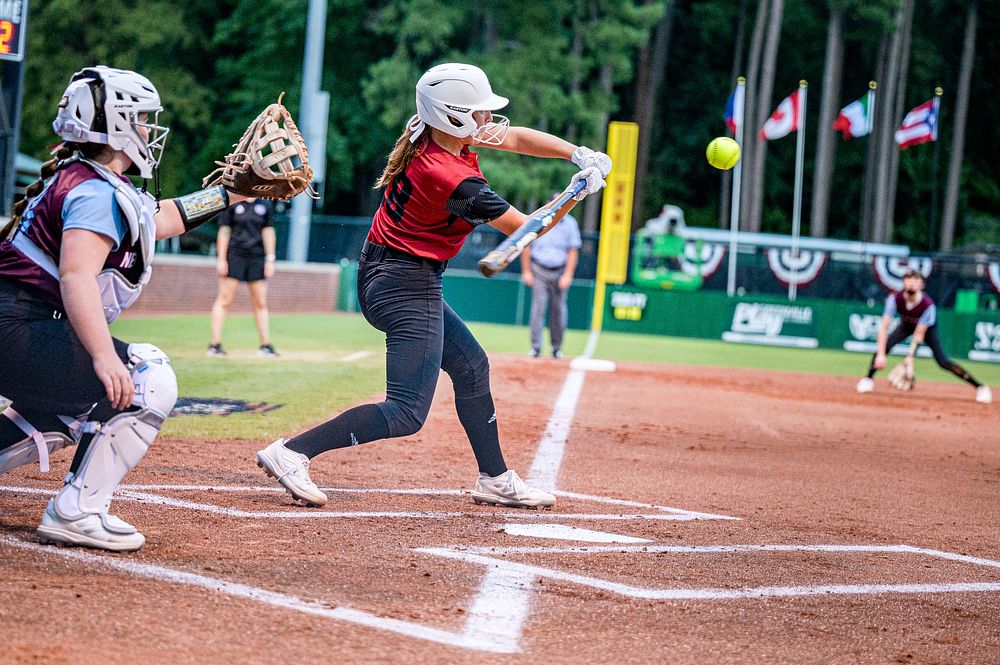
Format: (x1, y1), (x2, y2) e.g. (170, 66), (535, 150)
(832, 90), (874, 139)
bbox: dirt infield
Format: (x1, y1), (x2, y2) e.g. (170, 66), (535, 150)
(1, 356), (998, 663)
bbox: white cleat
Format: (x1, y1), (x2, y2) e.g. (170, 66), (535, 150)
(255, 438), (328, 507)
(471, 470), (556, 509)
(976, 385), (992, 404)
(36, 499), (145, 552)
(856, 377), (874, 394)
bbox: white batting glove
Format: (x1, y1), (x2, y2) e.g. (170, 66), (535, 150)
(571, 146), (613, 178)
(567, 167), (606, 201)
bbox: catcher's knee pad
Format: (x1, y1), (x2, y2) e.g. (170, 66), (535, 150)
(55, 344), (176, 516)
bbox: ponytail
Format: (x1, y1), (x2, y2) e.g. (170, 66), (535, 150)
(374, 127), (427, 189)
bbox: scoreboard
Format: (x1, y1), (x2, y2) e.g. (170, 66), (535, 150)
(0, 0), (27, 62)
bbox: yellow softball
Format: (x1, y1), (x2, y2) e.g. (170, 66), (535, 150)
(706, 137), (741, 170)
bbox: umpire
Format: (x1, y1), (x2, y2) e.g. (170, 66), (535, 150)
(209, 198), (279, 357)
(520, 212), (582, 358)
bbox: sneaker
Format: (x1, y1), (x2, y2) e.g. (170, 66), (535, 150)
(257, 344), (280, 357)
(856, 377), (874, 394)
(529, 348), (540, 358)
(255, 438), (327, 506)
(471, 470), (556, 509)
(552, 349), (564, 359)
(36, 499), (145, 552)
(207, 343), (227, 357)
(976, 385), (992, 404)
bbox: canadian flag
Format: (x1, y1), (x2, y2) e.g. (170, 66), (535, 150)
(759, 89), (801, 140)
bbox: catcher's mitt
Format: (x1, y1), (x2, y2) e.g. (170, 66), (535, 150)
(888, 357), (915, 392)
(203, 93), (317, 201)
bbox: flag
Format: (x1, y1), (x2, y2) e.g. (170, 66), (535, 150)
(895, 97), (940, 149)
(832, 90), (874, 139)
(724, 88), (742, 134)
(759, 89), (801, 140)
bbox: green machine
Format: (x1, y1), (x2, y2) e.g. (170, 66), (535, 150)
(631, 205), (705, 291)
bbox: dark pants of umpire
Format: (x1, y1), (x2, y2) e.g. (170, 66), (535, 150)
(529, 263), (568, 354)
(867, 321), (980, 387)
(0, 279), (129, 452)
(286, 242), (507, 476)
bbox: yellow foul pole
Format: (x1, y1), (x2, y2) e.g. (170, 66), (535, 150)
(590, 121), (639, 333)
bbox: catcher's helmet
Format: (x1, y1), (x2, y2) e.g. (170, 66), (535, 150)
(52, 66), (169, 179)
(411, 63), (509, 145)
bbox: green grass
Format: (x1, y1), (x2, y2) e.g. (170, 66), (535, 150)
(111, 313), (1000, 441)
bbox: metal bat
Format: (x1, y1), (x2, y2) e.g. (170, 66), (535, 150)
(477, 180), (586, 278)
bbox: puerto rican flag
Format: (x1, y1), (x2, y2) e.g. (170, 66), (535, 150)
(724, 88), (742, 135)
(895, 97), (940, 149)
(759, 89), (801, 140)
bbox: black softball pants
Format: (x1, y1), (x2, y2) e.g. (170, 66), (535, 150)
(286, 243), (507, 476)
(0, 279), (129, 451)
(867, 321), (981, 387)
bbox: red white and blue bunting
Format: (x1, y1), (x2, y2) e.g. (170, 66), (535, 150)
(680, 241), (726, 278)
(872, 256), (934, 292)
(988, 262), (1000, 296)
(765, 248), (828, 287)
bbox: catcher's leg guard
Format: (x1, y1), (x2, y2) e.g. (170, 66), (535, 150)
(39, 344), (177, 552)
(0, 407), (77, 474)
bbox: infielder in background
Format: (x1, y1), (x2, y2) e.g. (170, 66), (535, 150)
(208, 197), (279, 357)
(256, 63), (611, 509)
(521, 208), (581, 358)
(857, 270), (992, 403)
(0, 66), (256, 551)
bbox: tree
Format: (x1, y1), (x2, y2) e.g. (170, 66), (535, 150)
(809, 3), (844, 238)
(940, 0), (977, 250)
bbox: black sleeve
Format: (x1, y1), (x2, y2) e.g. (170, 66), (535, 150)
(217, 206), (232, 228)
(445, 177), (511, 227)
(260, 200), (274, 228)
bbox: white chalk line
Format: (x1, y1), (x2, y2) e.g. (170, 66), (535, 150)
(416, 546), (1000, 601)
(0, 535), (516, 653)
(0, 486), (716, 522)
(338, 351), (372, 362)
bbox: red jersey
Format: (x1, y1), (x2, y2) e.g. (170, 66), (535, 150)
(368, 141), (493, 261)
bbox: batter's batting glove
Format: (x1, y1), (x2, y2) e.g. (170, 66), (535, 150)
(567, 167), (606, 201)
(571, 146), (613, 178)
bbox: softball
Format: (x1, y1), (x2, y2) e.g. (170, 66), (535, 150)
(706, 137), (740, 170)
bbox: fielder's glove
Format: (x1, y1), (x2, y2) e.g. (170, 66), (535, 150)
(567, 166), (606, 201)
(571, 146), (613, 178)
(888, 356), (915, 392)
(203, 93), (317, 201)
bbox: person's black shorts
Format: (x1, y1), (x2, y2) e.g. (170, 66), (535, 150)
(227, 254), (266, 282)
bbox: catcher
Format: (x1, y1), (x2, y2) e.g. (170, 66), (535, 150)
(0, 65), (312, 552)
(856, 269), (991, 403)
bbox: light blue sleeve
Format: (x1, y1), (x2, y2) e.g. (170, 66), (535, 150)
(882, 295), (896, 318)
(61, 180), (128, 250)
(566, 214), (582, 249)
(919, 304), (937, 327)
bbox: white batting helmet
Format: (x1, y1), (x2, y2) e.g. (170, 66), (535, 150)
(409, 63), (509, 145)
(52, 66), (169, 179)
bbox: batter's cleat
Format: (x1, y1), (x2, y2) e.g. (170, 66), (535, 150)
(255, 438), (328, 507)
(36, 499), (145, 552)
(257, 344), (280, 358)
(976, 385), (992, 404)
(856, 377), (875, 394)
(471, 470), (556, 509)
(206, 343), (227, 357)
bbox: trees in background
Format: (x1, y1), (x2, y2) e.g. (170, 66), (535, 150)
(16, 0), (999, 248)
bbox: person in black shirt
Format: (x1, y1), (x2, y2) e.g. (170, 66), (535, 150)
(208, 198), (279, 357)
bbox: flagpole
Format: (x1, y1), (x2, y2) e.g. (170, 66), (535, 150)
(789, 80), (807, 301)
(726, 76), (746, 297)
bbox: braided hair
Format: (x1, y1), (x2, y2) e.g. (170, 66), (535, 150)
(1, 142), (112, 241)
